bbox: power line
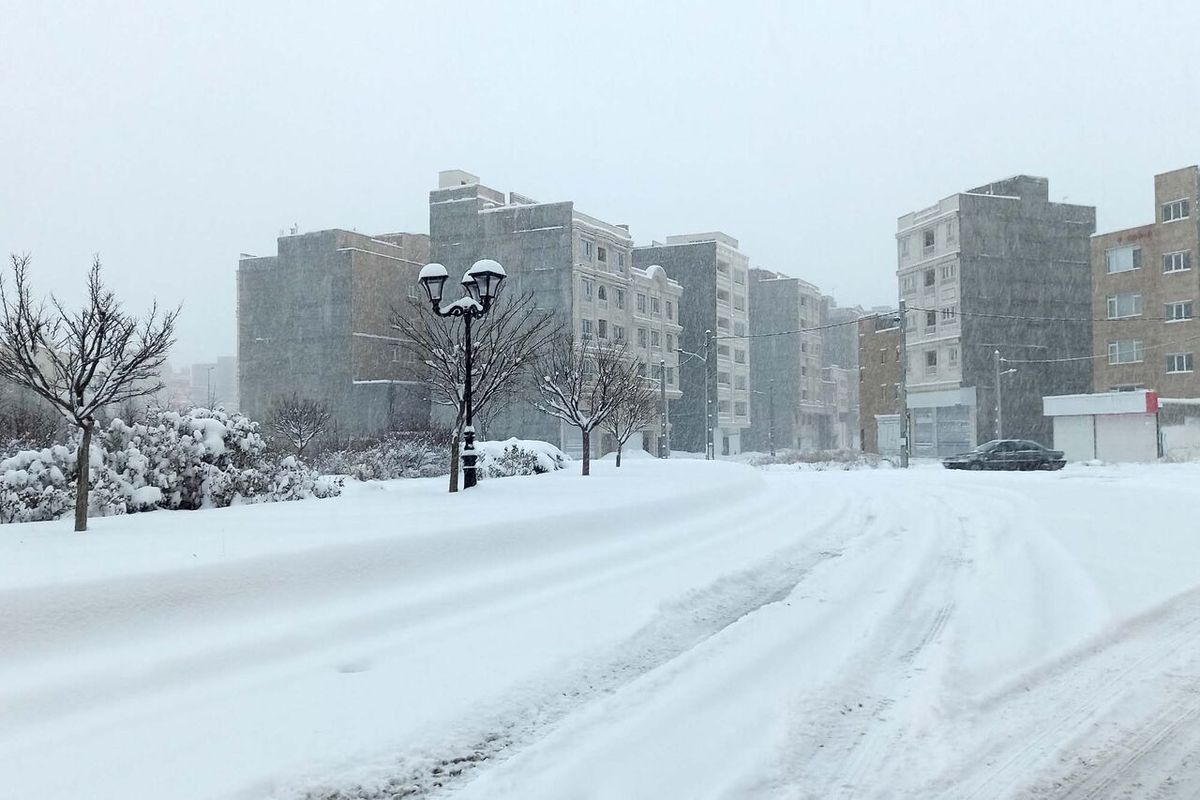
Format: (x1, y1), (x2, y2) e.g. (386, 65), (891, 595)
(713, 312), (893, 341)
(1002, 332), (1200, 364)
(906, 306), (1186, 324)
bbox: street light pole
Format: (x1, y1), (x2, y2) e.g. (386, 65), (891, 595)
(768, 378), (776, 457)
(418, 259), (507, 490)
(897, 300), (909, 468)
(995, 349), (1002, 440)
(659, 358), (668, 459)
(705, 329), (715, 460)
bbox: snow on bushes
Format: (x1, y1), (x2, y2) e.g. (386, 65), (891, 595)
(0, 408), (341, 525)
(736, 449), (891, 471)
(314, 431), (450, 481)
(477, 438), (569, 479)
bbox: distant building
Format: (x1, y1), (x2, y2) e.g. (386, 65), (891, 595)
(897, 175), (1096, 456)
(428, 170), (682, 456)
(821, 299), (867, 449)
(188, 356), (238, 410)
(634, 233), (750, 455)
(1092, 165), (1200, 396)
(745, 270), (824, 451)
(237, 229), (430, 437)
(858, 314), (902, 454)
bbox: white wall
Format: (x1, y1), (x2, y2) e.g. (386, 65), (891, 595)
(1052, 415), (1096, 461)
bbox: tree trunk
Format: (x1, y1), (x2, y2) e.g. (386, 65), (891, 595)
(448, 420), (462, 493)
(582, 428), (590, 476)
(615, 442), (623, 467)
(74, 422), (93, 532)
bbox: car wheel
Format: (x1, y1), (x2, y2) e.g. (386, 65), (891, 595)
(968, 461), (984, 471)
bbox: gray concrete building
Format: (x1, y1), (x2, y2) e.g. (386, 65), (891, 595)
(237, 229), (430, 438)
(858, 314), (902, 455)
(897, 175), (1096, 456)
(429, 170), (682, 456)
(188, 356), (238, 410)
(634, 233), (751, 455)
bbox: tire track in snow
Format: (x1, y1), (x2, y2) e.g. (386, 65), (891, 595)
(296, 490), (885, 800)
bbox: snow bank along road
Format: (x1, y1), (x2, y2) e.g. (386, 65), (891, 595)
(4, 459), (1200, 799)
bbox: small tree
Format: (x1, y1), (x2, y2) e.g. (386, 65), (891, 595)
(393, 291), (559, 493)
(270, 393), (333, 457)
(602, 367), (660, 467)
(534, 337), (635, 476)
(0, 254), (178, 531)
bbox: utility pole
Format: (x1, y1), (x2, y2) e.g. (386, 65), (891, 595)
(768, 378), (776, 457)
(897, 301), (909, 468)
(659, 357), (668, 458)
(994, 349), (1003, 439)
(704, 329), (715, 460)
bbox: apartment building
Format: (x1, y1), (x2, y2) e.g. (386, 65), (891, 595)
(821, 300), (866, 449)
(237, 229), (430, 436)
(429, 170), (683, 456)
(897, 175), (1096, 456)
(745, 270), (825, 451)
(1092, 165), (1200, 396)
(633, 233), (751, 455)
(858, 314), (902, 454)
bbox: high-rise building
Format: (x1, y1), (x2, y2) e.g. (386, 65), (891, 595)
(745, 270), (824, 451)
(634, 233), (750, 455)
(1092, 165), (1200, 395)
(897, 175), (1096, 456)
(237, 229), (430, 437)
(858, 314), (902, 455)
(429, 170), (683, 456)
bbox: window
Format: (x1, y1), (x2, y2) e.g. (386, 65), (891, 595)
(924, 269), (936, 287)
(734, 349), (746, 364)
(1106, 292), (1143, 319)
(900, 236), (910, 257)
(637, 328), (647, 347)
(637, 293), (647, 312)
(1165, 300), (1194, 321)
(717, 371), (731, 385)
(1163, 199), (1191, 223)
(581, 319), (592, 338)
(597, 319), (608, 339)
(925, 310), (937, 328)
(618, 253), (625, 269)
(719, 400), (731, 414)
(717, 344), (731, 356)
(734, 270), (746, 285)
(581, 279), (593, 300)
(1106, 246), (1141, 273)
(597, 285), (607, 301)
(733, 294), (745, 311)
(948, 347), (958, 365)
(733, 321), (745, 336)
(801, 365), (807, 376)
(734, 401), (747, 417)
(734, 374), (746, 390)
(582, 239), (593, 259)
(651, 330), (661, 347)
(597, 246), (607, 263)
(391, 346), (402, 362)
(651, 297), (660, 315)
(880, 349), (887, 365)
(1108, 340), (1144, 364)
(652, 363), (662, 380)
(941, 305), (958, 322)
(717, 317), (731, 331)
(800, 295), (807, 306)
(946, 219), (958, 244)
(1164, 251), (1192, 273)
(666, 300), (674, 320)
(666, 334), (674, 352)
(717, 288), (730, 303)
(902, 276), (915, 293)
(717, 260), (729, 274)
(613, 324), (625, 342)
(1166, 353), (1194, 373)
(923, 229), (935, 252)
(925, 350), (938, 375)
(666, 367), (675, 385)
(615, 289), (625, 309)
(940, 264), (956, 280)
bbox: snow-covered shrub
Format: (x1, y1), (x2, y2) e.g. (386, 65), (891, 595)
(738, 449), (889, 471)
(0, 446), (74, 523)
(314, 431), (450, 481)
(477, 438), (569, 479)
(0, 407), (341, 525)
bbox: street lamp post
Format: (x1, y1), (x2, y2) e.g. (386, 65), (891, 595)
(993, 349), (1018, 440)
(750, 379), (776, 457)
(418, 259), (507, 489)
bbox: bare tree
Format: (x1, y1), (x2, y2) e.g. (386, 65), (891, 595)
(0, 254), (179, 531)
(602, 366), (660, 467)
(534, 337), (638, 476)
(270, 393), (333, 457)
(393, 291), (559, 493)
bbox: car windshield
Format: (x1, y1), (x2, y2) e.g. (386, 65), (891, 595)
(971, 440), (1002, 452)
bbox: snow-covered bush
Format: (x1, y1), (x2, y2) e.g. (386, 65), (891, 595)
(477, 438), (569, 479)
(314, 431), (450, 481)
(737, 449), (889, 471)
(0, 407), (341, 525)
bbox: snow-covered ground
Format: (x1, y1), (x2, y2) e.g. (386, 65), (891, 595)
(4, 457), (1200, 799)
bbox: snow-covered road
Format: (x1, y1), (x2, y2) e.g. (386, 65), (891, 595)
(3, 457), (1200, 799)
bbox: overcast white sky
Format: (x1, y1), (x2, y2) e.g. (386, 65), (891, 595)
(3, 1), (1198, 366)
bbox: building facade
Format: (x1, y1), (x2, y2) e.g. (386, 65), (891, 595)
(858, 315), (902, 454)
(237, 229), (430, 437)
(634, 233), (751, 455)
(897, 175), (1096, 456)
(429, 170), (682, 456)
(745, 270), (825, 451)
(1092, 166), (1200, 396)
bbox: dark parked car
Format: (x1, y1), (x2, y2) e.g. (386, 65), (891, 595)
(942, 439), (1066, 471)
